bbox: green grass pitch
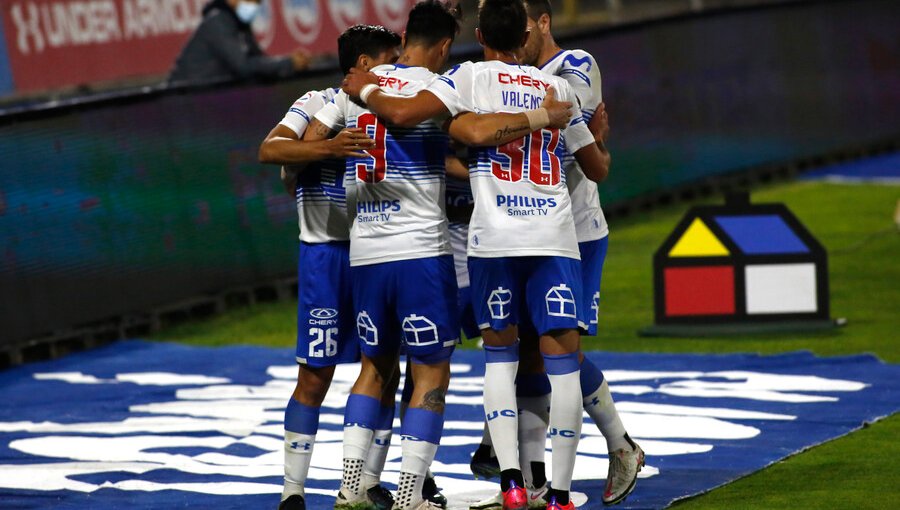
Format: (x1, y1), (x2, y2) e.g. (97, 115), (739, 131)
(152, 180), (900, 508)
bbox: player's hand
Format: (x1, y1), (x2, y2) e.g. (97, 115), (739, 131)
(342, 68), (380, 100)
(328, 128), (375, 158)
(589, 102), (610, 143)
(542, 87), (573, 129)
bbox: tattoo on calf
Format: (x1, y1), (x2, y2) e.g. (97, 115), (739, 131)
(422, 388), (447, 413)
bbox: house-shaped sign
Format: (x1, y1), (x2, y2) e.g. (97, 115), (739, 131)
(648, 192), (832, 334)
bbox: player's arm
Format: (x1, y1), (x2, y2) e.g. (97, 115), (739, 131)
(566, 113), (610, 183)
(445, 87), (573, 146)
(445, 154), (469, 180)
(589, 102), (610, 144)
(342, 68), (449, 127)
(574, 143), (610, 183)
(258, 124), (373, 165)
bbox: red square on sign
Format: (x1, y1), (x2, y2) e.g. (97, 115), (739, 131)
(665, 266), (735, 316)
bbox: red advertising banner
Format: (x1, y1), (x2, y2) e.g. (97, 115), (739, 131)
(0, 0), (415, 94)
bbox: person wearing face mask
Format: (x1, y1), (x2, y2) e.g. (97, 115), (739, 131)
(169, 0), (310, 85)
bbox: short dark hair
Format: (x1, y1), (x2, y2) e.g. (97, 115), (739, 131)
(405, 0), (462, 47)
(524, 0), (552, 23)
(477, 0), (528, 53)
(337, 24), (401, 74)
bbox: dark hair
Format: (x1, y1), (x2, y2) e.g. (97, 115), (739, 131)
(337, 24), (401, 74)
(405, 0), (462, 47)
(524, 0), (552, 23)
(477, 0), (528, 53)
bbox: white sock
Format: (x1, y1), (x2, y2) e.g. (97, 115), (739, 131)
(548, 370), (582, 492)
(282, 431), (314, 500)
(396, 438), (438, 509)
(517, 394), (550, 487)
(481, 420), (493, 447)
(361, 428), (392, 490)
(341, 425), (374, 495)
(583, 379), (630, 451)
(483, 358), (520, 472)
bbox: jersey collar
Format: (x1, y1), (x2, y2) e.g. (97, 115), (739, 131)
(538, 49), (566, 70)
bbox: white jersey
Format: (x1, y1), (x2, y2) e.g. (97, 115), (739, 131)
(446, 176), (474, 288)
(315, 64), (452, 267)
(540, 49), (609, 242)
(278, 87), (349, 244)
(427, 60), (596, 260)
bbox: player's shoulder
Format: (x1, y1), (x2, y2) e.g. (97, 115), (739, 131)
(376, 63), (437, 79)
(291, 88), (334, 109)
(546, 49), (597, 72)
(527, 67), (576, 97)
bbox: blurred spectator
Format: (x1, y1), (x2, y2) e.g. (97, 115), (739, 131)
(169, 0), (310, 85)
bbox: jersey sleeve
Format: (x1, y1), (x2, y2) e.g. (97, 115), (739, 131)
(426, 61), (475, 117)
(278, 91), (326, 136)
(313, 92), (348, 132)
(557, 50), (602, 118)
(559, 82), (595, 154)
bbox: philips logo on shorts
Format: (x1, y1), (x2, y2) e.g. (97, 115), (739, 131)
(488, 287), (512, 319)
(356, 311), (379, 346)
(401, 314), (439, 346)
(549, 427), (577, 438)
(486, 409), (517, 421)
(309, 308), (338, 326)
(546, 284), (577, 318)
(591, 291), (600, 324)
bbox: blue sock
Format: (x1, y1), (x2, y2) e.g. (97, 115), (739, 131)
(579, 357), (605, 397)
(401, 407), (444, 444)
(516, 372), (552, 397)
(285, 398), (320, 434)
(345, 393), (382, 430)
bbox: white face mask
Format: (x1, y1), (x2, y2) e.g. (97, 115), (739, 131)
(235, 1), (261, 23)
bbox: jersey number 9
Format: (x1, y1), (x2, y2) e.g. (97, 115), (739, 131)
(355, 113), (388, 183)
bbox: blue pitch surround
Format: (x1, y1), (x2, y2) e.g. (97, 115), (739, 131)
(799, 152), (900, 183)
(0, 340), (897, 509)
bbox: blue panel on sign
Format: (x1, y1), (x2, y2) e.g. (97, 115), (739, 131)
(0, 17), (13, 95)
(715, 215), (809, 255)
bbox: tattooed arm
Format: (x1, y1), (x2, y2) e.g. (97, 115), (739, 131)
(445, 87), (573, 146)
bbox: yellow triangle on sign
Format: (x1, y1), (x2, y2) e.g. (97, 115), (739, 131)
(668, 218), (730, 257)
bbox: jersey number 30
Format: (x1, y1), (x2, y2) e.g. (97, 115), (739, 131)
(491, 128), (561, 186)
(356, 113), (387, 183)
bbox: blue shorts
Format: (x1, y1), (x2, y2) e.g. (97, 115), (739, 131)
(353, 255), (459, 364)
(457, 286), (482, 340)
(296, 241), (359, 368)
(468, 256), (584, 336)
(579, 236), (608, 336)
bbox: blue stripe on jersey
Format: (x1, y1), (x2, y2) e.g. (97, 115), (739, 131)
(295, 159), (346, 206)
(437, 76), (456, 89)
(559, 68), (591, 85)
(290, 108), (311, 122)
